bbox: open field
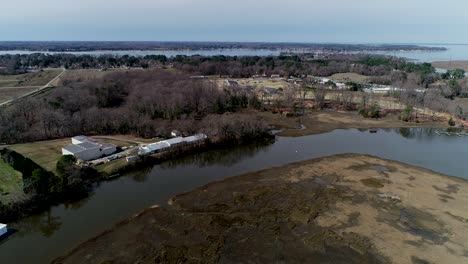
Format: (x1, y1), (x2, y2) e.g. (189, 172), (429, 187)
(432, 60), (468, 71)
(328, 72), (370, 83)
(0, 69), (64, 104)
(0, 87), (39, 103)
(54, 154), (468, 264)
(0, 159), (22, 194)
(8, 139), (71, 173)
(0, 69), (62, 88)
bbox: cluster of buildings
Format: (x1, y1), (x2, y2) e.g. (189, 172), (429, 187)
(139, 134), (207, 156)
(62, 136), (117, 161)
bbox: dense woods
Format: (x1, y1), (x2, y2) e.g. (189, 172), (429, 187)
(0, 70), (268, 144)
(1, 53), (454, 88)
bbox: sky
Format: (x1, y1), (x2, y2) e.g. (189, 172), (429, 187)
(1, 0), (468, 43)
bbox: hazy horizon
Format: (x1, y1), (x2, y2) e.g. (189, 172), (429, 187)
(3, 0), (468, 43)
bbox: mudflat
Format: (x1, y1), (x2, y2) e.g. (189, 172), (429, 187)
(53, 154), (468, 264)
(432, 60), (468, 71)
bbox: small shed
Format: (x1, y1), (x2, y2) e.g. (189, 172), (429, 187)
(0, 224), (7, 237)
(171, 130), (182, 137)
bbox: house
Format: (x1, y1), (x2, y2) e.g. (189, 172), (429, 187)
(0, 224), (7, 237)
(62, 136), (117, 161)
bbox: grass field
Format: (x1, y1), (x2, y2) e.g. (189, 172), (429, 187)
(328, 72), (370, 83)
(0, 69), (62, 88)
(8, 139), (70, 173)
(0, 87), (39, 103)
(0, 69), (63, 104)
(0, 159), (23, 194)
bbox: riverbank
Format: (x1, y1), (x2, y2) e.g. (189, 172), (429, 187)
(53, 153), (468, 264)
(259, 110), (449, 137)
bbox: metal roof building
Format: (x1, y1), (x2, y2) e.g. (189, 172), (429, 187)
(163, 137), (185, 147)
(62, 137), (117, 161)
(183, 134), (207, 143)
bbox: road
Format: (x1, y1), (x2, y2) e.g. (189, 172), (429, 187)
(0, 68), (66, 107)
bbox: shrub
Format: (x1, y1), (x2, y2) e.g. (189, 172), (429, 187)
(448, 117), (455, 127)
(401, 105), (414, 122)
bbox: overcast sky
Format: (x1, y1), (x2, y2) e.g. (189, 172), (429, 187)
(2, 0), (467, 43)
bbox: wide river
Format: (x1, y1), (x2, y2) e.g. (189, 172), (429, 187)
(1, 128), (468, 263)
(1, 44), (468, 62)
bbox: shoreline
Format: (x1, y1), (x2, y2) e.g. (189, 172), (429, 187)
(53, 153), (468, 264)
(0, 109), (454, 223)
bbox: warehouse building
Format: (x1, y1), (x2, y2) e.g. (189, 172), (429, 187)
(138, 134), (207, 156)
(62, 136), (117, 161)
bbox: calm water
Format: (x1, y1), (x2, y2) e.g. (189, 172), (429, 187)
(1, 128), (468, 263)
(355, 44), (468, 62)
(2, 44), (468, 62)
(0, 48), (282, 57)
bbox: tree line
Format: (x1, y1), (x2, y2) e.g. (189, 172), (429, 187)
(0, 70), (268, 144)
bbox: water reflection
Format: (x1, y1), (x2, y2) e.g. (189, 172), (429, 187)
(2, 128), (468, 264)
(11, 209), (62, 238)
(161, 141), (274, 169)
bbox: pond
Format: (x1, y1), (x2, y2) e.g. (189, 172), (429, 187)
(1, 128), (467, 263)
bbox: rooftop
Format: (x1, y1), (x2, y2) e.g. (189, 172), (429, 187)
(72, 135), (91, 141)
(164, 137), (185, 146)
(63, 142), (99, 154)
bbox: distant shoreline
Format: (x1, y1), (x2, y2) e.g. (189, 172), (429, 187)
(0, 41), (446, 53)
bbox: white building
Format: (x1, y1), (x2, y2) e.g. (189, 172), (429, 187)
(0, 224), (7, 237)
(62, 136), (117, 161)
(183, 134), (207, 144)
(71, 135), (90, 145)
(164, 137), (186, 148)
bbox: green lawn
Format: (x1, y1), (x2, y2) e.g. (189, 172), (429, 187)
(8, 139), (70, 173)
(0, 159), (23, 194)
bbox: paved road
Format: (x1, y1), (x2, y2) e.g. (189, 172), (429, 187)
(0, 68), (66, 106)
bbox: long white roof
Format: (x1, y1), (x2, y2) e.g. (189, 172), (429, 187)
(183, 134), (207, 143)
(164, 137), (185, 146)
(147, 141), (170, 151)
(0, 223), (6, 229)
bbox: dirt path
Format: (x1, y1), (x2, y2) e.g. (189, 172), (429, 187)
(53, 154), (468, 264)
